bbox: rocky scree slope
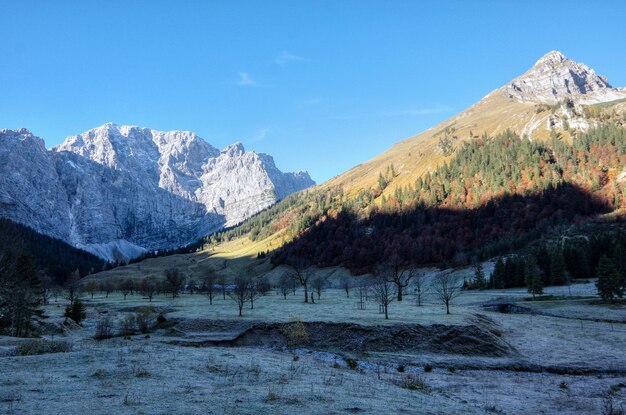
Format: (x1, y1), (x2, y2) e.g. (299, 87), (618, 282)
(0, 124), (314, 262)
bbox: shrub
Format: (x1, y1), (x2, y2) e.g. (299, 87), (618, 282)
(118, 315), (137, 336)
(424, 364), (433, 373)
(343, 357), (358, 370)
(397, 364), (405, 373)
(14, 339), (72, 356)
(94, 317), (113, 340)
(559, 381), (569, 390)
(447, 366), (456, 373)
(397, 374), (429, 391)
(264, 388), (279, 402)
(283, 316), (309, 350)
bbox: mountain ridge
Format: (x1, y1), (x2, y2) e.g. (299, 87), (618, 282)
(318, 50), (626, 197)
(0, 124), (314, 262)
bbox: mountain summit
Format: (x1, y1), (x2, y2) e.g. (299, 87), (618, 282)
(500, 50), (626, 104)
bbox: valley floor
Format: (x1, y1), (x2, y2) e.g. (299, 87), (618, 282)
(1, 282), (625, 415)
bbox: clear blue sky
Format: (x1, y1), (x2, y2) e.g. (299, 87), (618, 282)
(1, 1), (625, 183)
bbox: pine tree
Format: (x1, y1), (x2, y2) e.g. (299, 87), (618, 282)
(550, 248), (568, 286)
(0, 253), (44, 337)
(64, 299), (86, 324)
(491, 258), (505, 289)
(524, 255), (543, 299)
(596, 256), (623, 303)
(473, 262), (487, 289)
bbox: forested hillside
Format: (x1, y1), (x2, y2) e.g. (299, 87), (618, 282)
(257, 126), (626, 273)
(0, 219), (106, 285)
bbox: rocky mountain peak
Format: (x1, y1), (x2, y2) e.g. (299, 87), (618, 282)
(222, 141), (245, 157)
(500, 50), (625, 105)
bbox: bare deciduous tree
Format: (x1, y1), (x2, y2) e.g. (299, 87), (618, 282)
(119, 279), (133, 300)
(278, 272), (291, 300)
(217, 274), (228, 300)
(413, 272), (429, 307)
(248, 276), (266, 309)
(431, 272), (462, 314)
(65, 269), (81, 304)
(83, 280), (99, 299)
(204, 272), (217, 305)
(140, 277), (157, 302)
(187, 279), (196, 295)
(228, 275), (250, 316)
(288, 260), (312, 303)
(370, 274), (396, 319)
(164, 268), (185, 299)
(101, 281), (113, 298)
(311, 275), (328, 300)
(340, 276), (352, 298)
(384, 258), (414, 302)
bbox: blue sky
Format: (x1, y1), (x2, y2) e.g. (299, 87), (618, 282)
(1, 1), (625, 183)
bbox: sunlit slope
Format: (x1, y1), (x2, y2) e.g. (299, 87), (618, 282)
(322, 94), (548, 197)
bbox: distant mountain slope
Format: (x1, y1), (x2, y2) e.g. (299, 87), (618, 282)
(204, 51), (626, 266)
(0, 124), (314, 261)
(0, 218), (105, 285)
(322, 51), (626, 197)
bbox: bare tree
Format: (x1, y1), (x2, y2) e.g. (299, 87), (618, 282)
(83, 280), (99, 299)
(204, 272), (217, 305)
(228, 275), (250, 316)
(164, 268), (185, 299)
(217, 274), (227, 300)
(384, 259), (414, 301)
(38, 271), (54, 305)
(101, 281), (114, 298)
(248, 277), (265, 309)
(119, 279), (133, 300)
(65, 269), (81, 305)
(431, 272), (463, 314)
(278, 272), (291, 300)
(340, 275), (352, 298)
(413, 272), (429, 307)
(356, 277), (370, 309)
(311, 275), (328, 300)
(140, 277), (157, 302)
(369, 274), (396, 319)
(288, 260), (312, 303)
(187, 279), (196, 295)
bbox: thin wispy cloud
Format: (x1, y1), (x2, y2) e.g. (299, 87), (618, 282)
(275, 51), (308, 65)
(380, 105), (453, 117)
(297, 97), (324, 108)
(249, 127), (270, 143)
(328, 105), (453, 121)
(236, 71), (257, 86)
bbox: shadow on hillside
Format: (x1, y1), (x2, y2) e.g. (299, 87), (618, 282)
(271, 183), (611, 274)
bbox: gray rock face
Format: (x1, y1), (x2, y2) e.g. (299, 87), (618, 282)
(500, 51), (626, 104)
(0, 124), (314, 261)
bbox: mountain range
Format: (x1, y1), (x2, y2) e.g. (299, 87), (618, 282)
(2, 50), (625, 270)
(0, 124), (314, 262)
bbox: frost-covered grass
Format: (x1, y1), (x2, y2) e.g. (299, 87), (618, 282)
(1, 273), (625, 414)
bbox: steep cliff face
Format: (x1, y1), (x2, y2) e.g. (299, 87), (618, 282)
(0, 129), (71, 241)
(0, 125), (314, 262)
